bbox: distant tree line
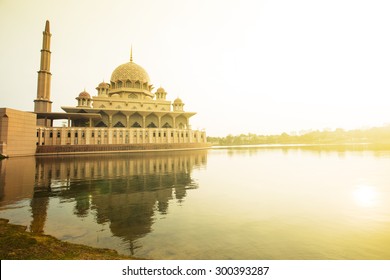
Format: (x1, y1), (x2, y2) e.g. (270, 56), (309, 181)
(207, 125), (390, 146)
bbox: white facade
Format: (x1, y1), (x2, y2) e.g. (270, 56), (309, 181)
(36, 127), (206, 146)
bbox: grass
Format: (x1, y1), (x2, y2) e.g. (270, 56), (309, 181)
(0, 218), (138, 260)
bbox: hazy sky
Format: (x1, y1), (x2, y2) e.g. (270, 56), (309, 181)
(1, 0), (390, 136)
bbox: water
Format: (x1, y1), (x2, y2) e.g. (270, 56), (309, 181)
(1, 147), (390, 259)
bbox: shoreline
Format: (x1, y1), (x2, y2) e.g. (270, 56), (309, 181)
(211, 142), (390, 150)
(0, 218), (138, 260)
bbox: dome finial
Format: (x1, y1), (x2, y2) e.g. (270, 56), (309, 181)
(130, 45), (133, 62)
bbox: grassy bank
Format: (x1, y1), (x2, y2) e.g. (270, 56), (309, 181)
(0, 218), (137, 260)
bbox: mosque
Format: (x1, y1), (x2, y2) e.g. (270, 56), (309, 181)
(0, 20), (209, 157)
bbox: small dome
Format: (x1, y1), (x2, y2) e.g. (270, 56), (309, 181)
(111, 61), (150, 84)
(98, 82), (110, 88)
(174, 97), (183, 104)
(78, 91), (91, 99)
(156, 87), (165, 93)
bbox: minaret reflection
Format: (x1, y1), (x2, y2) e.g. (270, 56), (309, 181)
(32, 150), (207, 254)
(30, 194), (49, 233)
(31, 157), (52, 233)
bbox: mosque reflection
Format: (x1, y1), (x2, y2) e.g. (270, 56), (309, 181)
(4, 150), (207, 255)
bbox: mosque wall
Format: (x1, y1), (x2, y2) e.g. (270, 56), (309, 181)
(36, 127), (207, 147)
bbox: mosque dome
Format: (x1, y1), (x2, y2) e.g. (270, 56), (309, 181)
(174, 97), (183, 103)
(110, 61), (150, 83)
(78, 91), (91, 99)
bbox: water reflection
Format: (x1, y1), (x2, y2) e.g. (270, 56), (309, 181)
(1, 146), (390, 259)
(218, 143), (390, 158)
(1, 151), (207, 256)
(0, 156), (36, 204)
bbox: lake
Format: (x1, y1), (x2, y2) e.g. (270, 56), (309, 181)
(1, 146), (390, 259)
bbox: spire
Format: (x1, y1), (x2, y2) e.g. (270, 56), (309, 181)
(45, 20), (50, 33)
(34, 20), (53, 123)
(130, 45), (133, 62)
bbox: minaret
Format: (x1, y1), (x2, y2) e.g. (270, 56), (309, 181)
(34, 20), (52, 126)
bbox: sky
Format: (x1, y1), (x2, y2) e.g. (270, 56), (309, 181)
(1, 0), (390, 136)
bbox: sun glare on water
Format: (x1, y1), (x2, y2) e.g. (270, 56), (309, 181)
(353, 185), (379, 208)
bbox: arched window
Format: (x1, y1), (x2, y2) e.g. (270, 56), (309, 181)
(114, 121), (125, 127)
(96, 121), (108, 127)
(162, 122), (172, 128)
(131, 122), (141, 128)
(147, 122), (157, 128)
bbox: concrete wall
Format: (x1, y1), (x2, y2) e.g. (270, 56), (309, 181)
(0, 108), (37, 157)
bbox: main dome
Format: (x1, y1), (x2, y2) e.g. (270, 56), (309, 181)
(110, 61), (150, 83)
